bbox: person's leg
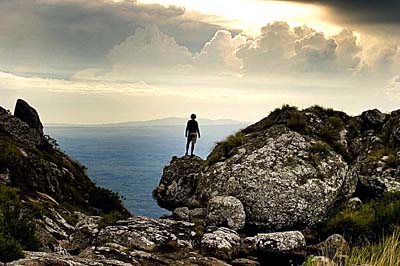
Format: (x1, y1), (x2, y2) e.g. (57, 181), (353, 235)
(185, 139), (190, 156)
(191, 142), (195, 156)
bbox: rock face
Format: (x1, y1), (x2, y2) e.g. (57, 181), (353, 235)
(361, 109), (386, 126)
(206, 196), (246, 231)
(0, 105), (43, 147)
(155, 106), (400, 231)
(156, 125), (357, 231)
(14, 99), (44, 135)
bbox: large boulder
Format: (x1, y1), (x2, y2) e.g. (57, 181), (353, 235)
(206, 196), (246, 231)
(154, 156), (206, 210)
(0, 105), (43, 147)
(156, 125), (358, 231)
(254, 231), (306, 254)
(361, 109), (386, 126)
(201, 227), (241, 261)
(14, 99), (44, 135)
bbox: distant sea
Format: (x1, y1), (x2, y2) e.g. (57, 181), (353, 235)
(45, 124), (247, 218)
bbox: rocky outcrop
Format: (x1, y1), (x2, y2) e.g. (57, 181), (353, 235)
(0, 105), (43, 147)
(155, 106), (400, 233)
(14, 99), (44, 135)
(156, 125), (357, 231)
(155, 156), (206, 210)
(361, 109), (386, 126)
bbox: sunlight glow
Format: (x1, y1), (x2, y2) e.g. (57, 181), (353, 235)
(137, 0), (340, 35)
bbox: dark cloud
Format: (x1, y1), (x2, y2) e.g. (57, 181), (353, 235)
(0, 0), (222, 77)
(279, 0), (400, 25)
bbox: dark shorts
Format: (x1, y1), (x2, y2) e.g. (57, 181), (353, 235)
(187, 132), (198, 143)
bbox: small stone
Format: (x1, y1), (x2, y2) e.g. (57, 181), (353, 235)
(173, 207), (190, 221)
(311, 256), (336, 266)
(347, 197), (362, 209)
(231, 258), (260, 266)
(307, 234), (348, 260)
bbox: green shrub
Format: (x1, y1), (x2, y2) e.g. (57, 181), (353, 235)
(0, 185), (42, 251)
(0, 137), (21, 166)
(322, 192), (400, 244)
(225, 132), (246, 149)
(0, 233), (24, 262)
(287, 111), (307, 132)
(88, 186), (128, 216)
(319, 116), (344, 142)
(98, 210), (126, 229)
(366, 147), (396, 166)
(310, 141), (331, 155)
(207, 132), (245, 165)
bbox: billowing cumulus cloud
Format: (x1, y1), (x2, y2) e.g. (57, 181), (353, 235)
(0, 0), (223, 77)
(236, 22), (364, 75)
(193, 30), (246, 73)
(108, 25), (193, 68)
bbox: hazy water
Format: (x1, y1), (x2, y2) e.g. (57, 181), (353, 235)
(45, 125), (245, 218)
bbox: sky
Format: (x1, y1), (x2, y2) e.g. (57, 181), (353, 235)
(1, 0), (400, 124)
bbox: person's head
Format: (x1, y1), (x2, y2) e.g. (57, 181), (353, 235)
(190, 113), (196, 120)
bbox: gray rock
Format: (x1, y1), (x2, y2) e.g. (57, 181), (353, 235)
(160, 125), (357, 231)
(206, 196), (246, 231)
(154, 156), (206, 210)
(311, 256), (336, 266)
(0, 106), (43, 147)
(231, 258), (260, 266)
(348, 197), (362, 209)
(201, 227), (241, 261)
(361, 109), (386, 126)
(307, 234), (348, 260)
(173, 207), (190, 221)
(14, 99), (44, 135)
(254, 231), (306, 254)
(189, 208), (207, 221)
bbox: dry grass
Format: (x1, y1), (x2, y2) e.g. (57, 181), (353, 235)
(304, 229), (400, 266)
(344, 229), (400, 266)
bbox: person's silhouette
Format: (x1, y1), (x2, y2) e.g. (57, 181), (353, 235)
(185, 114), (201, 157)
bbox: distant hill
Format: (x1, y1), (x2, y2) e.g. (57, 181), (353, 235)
(45, 117), (249, 127)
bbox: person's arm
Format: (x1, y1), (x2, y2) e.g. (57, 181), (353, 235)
(185, 122), (189, 137)
(197, 122), (201, 138)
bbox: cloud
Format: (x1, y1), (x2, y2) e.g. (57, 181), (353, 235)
(236, 22), (297, 73)
(236, 22), (364, 75)
(0, 0), (223, 77)
(193, 30), (247, 73)
(107, 25), (193, 68)
(0, 71), (165, 96)
(277, 0), (400, 25)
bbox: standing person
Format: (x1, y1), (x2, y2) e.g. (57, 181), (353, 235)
(185, 114), (201, 157)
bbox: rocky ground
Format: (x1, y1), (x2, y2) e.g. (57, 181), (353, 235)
(1, 101), (400, 265)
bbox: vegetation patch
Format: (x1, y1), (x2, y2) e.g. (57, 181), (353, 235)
(207, 132), (246, 165)
(365, 147), (396, 167)
(0, 136), (21, 166)
(287, 110), (307, 132)
(321, 192), (400, 244)
(0, 233), (24, 263)
(0, 185), (42, 262)
(98, 210), (126, 229)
